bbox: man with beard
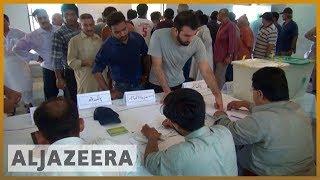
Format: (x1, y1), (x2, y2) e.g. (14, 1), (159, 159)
(67, 13), (103, 94)
(93, 11), (149, 99)
(147, 11), (223, 110)
(13, 9), (59, 101)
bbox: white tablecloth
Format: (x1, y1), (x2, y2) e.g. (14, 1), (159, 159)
(4, 92), (315, 176)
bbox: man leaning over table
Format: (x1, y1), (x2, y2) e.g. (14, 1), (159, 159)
(67, 13), (105, 94)
(141, 88), (238, 176)
(93, 11), (149, 100)
(214, 67), (315, 176)
(147, 11), (223, 110)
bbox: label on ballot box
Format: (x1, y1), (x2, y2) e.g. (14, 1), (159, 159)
(124, 89), (156, 106)
(182, 80), (211, 96)
(77, 91), (112, 110)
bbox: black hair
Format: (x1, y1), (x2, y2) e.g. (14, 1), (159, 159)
(4, 14), (9, 23)
(163, 88), (205, 132)
(199, 14), (209, 26)
(174, 11), (200, 31)
(228, 12), (236, 22)
(252, 67), (289, 102)
(34, 97), (80, 144)
(151, 11), (161, 21)
(61, 4), (79, 17)
(210, 11), (218, 20)
(272, 12), (280, 21)
(127, 9), (137, 20)
(102, 6), (117, 19)
(195, 10), (204, 17)
(137, 4), (148, 17)
(106, 11), (126, 27)
(164, 8), (174, 20)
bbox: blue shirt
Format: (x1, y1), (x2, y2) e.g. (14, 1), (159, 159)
(274, 23), (282, 55)
(279, 20), (298, 52)
(93, 32), (148, 84)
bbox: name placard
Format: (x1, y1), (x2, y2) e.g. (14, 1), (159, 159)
(182, 80), (211, 95)
(77, 91), (112, 110)
(124, 89), (156, 106)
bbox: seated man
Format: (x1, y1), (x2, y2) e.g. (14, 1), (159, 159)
(214, 67), (315, 176)
(141, 88), (238, 176)
(33, 97), (118, 176)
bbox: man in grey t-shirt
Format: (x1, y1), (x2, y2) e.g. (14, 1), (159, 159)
(147, 11), (223, 110)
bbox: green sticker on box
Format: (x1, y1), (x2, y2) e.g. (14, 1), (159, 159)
(107, 126), (129, 136)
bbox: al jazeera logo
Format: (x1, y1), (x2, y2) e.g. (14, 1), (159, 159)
(8, 145), (137, 172)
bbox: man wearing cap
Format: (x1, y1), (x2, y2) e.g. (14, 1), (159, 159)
(253, 12), (278, 59)
(13, 9), (60, 101)
(279, 7), (298, 56)
(52, 4), (81, 104)
(67, 13), (105, 94)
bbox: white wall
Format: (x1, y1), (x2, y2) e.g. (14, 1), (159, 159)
(4, 4), (31, 33)
(77, 4), (132, 20)
(272, 4), (316, 58)
(166, 4), (233, 16)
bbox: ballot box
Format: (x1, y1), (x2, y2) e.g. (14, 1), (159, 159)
(231, 57), (314, 102)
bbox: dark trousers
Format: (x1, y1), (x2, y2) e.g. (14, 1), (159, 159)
(63, 68), (77, 104)
(225, 64), (233, 82)
(42, 68), (59, 100)
(183, 57), (193, 82)
(146, 82), (182, 93)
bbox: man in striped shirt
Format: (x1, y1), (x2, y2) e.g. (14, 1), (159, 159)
(253, 12), (278, 59)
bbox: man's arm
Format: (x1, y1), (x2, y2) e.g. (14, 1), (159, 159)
(151, 57), (171, 93)
(94, 73), (109, 90)
(214, 113), (264, 145)
(12, 33), (39, 62)
(291, 36), (298, 54)
(198, 60), (223, 110)
(67, 38), (92, 71)
(52, 32), (65, 89)
(305, 27), (316, 42)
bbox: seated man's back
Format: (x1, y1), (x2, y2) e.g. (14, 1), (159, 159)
(145, 125), (238, 176)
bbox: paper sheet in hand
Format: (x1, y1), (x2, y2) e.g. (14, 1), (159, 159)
(106, 126), (129, 136)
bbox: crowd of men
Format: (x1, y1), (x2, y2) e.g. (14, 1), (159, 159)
(3, 3), (316, 176)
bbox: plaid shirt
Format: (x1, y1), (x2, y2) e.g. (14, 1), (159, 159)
(52, 24), (80, 70)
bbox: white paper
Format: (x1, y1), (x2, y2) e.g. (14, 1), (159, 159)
(124, 89), (156, 106)
(182, 80), (212, 95)
(29, 107), (37, 125)
(77, 91), (112, 110)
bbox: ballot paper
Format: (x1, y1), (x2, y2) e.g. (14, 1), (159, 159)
(106, 126), (129, 137)
(77, 91), (112, 110)
(131, 126), (178, 144)
(124, 89), (156, 106)
(182, 80), (212, 96)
